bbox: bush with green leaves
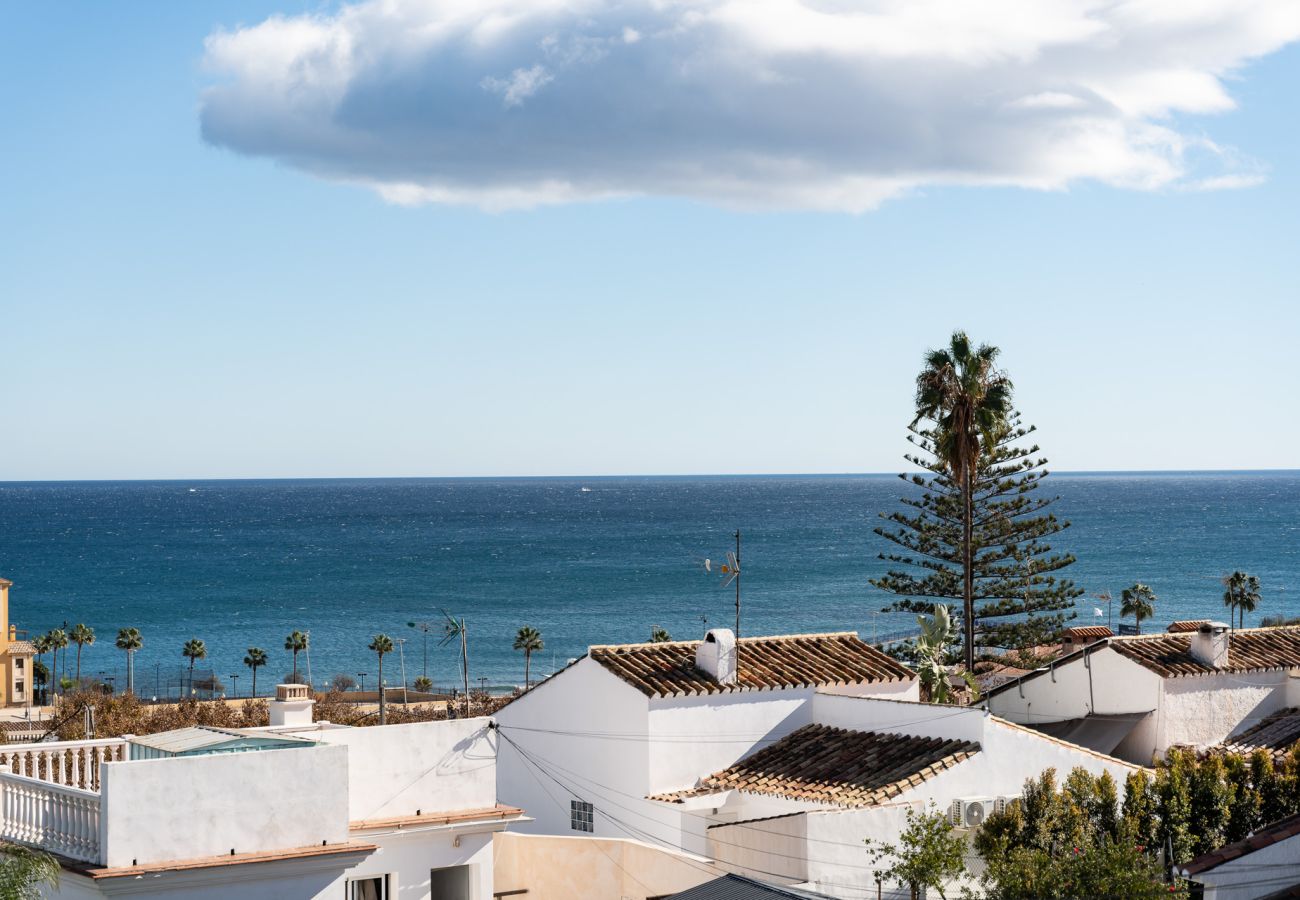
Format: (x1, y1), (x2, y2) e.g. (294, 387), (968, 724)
(866, 804), (968, 900)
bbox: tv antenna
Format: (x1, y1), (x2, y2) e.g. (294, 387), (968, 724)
(703, 531), (742, 637)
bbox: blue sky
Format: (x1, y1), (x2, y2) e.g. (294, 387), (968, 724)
(1, 2), (1297, 479)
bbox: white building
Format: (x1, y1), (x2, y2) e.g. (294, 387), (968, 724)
(0, 685), (522, 899)
(495, 628), (1138, 899)
(982, 623), (1300, 765)
(494, 630), (919, 856)
(1175, 811), (1300, 900)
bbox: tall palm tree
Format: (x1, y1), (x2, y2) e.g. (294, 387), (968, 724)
(913, 331), (1013, 671)
(47, 629), (68, 695)
(284, 630), (309, 683)
(244, 647), (268, 698)
(369, 634), (394, 725)
(182, 638), (207, 695)
(513, 626), (544, 689)
(115, 628), (143, 695)
(650, 626), (672, 643)
(1120, 583), (1157, 635)
(31, 635), (52, 704)
(69, 623), (95, 683)
(441, 611), (470, 717)
(1223, 571), (1262, 631)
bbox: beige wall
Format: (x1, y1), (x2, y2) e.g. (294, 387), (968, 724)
(494, 832), (717, 900)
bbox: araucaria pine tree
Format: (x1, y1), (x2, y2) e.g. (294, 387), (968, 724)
(871, 332), (1081, 667)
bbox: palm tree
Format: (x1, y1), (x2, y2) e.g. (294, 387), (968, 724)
(115, 628), (143, 695)
(369, 634), (394, 725)
(0, 841), (61, 898)
(1120, 583), (1157, 635)
(46, 629), (68, 695)
(284, 630), (309, 683)
(513, 626), (544, 689)
(441, 611), (470, 717)
(243, 647), (268, 697)
(913, 331), (1013, 671)
(1223, 571), (1262, 631)
(182, 638), (207, 695)
(650, 626), (672, 643)
(69, 623), (95, 683)
(413, 675), (433, 693)
(32, 634), (52, 700)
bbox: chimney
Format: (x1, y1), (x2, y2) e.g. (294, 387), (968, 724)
(695, 629), (738, 685)
(270, 683), (315, 727)
(1190, 621), (1231, 669)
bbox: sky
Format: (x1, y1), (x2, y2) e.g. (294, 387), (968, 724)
(1, 1), (1298, 479)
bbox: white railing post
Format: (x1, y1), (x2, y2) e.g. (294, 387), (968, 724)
(0, 770), (102, 863)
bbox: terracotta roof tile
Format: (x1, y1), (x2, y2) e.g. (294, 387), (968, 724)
(1178, 811), (1300, 876)
(1219, 708), (1300, 760)
(1063, 626), (1114, 640)
(1110, 626), (1300, 678)
(350, 804), (523, 832)
(648, 724), (978, 808)
(589, 632), (914, 698)
(1167, 620), (1211, 633)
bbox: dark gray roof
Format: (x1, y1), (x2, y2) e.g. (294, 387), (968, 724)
(668, 875), (835, 900)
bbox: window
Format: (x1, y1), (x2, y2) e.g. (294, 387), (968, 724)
(348, 875), (390, 900)
(15, 659), (24, 671)
(570, 799), (594, 833)
(429, 864), (471, 900)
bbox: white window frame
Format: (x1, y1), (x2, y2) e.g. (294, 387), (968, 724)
(346, 873), (394, 900)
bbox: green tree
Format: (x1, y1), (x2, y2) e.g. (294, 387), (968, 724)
(413, 675), (433, 693)
(243, 647), (267, 698)
(182, 638), (206, 695)
(46, 629), (68, 695)
(115, 628), (143, 695)
(69, 624), (94, 682)
(31, 635), (52, 703)
(914, 605), (957, 703)
(1157, 748), (1195, 865)
(284, 630), (309, 683)
(1222, 571), (1261, 631)
(513, 626), (544, 689)
(1189, 753), (1233, 856)
(369, 634), (394, 725)
(0, 842), (60, 899)
(649, 625), (672, 642)
(442, 611), (470, 717)
(1223, 753), (1261, 842)
(865, 804), (967, 900)
(872, 403), (1081, 665)
(1120, 583), (1156, 634)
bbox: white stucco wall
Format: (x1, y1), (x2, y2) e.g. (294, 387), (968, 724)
(1160, 670), (1289, 750)
(1188, 832), (1300, 900)
(311, 718), (497, 822)
(334, 827), (494, 900)
(982, 646), (1163, 726)
(99, 744), (350, 868)
(495, 658), (651, 840)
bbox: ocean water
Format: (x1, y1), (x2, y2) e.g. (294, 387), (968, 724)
(0, 473), (1296, 694)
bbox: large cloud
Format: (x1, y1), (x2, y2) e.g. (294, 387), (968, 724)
(199, 0), (1300, 211)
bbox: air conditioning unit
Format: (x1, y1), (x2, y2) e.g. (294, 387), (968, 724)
(950, 797), (997, 829)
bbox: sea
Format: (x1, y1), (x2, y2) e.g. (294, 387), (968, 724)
(0, 472), (1296, 696)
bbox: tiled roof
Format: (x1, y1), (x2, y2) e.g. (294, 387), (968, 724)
(649, 724), (978, 807)
(1219, 709), (1300, 760)
(1110, 626), (1300, 678)
(83, 842), (377, 879)
(1167, 620), (1211, 633)
(1178, 812), (1300, 876)
(1062, 626), (1113, 641)
(350, 804), (523, 832)
(589, 632), (914, 698)
(667, 874), (836, 899)
(3, 640), (36, 656)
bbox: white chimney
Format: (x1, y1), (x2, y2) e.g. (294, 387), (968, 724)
(695, 629), (738, 685)
(270, 683), (315, 727)
(1190, 622), (1231, 669)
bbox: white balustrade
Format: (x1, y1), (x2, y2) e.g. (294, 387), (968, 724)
(0, 738), (127, 791)
(0, 771), (102, 863)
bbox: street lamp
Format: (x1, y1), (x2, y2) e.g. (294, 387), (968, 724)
(230, 674), (239, 699)
(357, 672), (368, 693)
(408, 621), (434, 678)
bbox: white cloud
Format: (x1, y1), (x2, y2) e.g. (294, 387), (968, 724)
(198, 0), (1300, 211)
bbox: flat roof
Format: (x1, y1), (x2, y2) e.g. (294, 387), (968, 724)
(129, 726), (316, 754)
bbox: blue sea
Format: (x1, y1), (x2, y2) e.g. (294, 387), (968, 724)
(0, 473), (1296, 695)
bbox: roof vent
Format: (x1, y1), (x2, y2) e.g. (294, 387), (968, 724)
(696, 629), (737, 685)
(1190, 621), (1231, 669)
(270, 683), (315, 727)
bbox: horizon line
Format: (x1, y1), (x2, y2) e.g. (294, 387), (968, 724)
(1, 468), (1298, 485)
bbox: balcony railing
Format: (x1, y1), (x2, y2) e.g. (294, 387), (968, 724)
(0, 737), (128, 791)
(0, 771), (101, 863)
